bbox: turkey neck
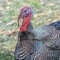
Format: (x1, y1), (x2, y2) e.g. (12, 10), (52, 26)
(20, 13), (33, 32)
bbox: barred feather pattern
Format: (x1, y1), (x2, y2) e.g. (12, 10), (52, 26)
(44, 29), (60, 50)
(14, 32), (35, 60)
(34, 27), (60, 60)
(14, 25), (60, 60)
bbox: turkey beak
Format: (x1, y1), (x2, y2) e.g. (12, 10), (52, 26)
(18, 12), (22, 27)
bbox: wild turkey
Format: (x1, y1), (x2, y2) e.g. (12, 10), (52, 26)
(14, 7), (60, 60)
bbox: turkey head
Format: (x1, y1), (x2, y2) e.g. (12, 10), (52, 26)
(18, 7), (33, 32)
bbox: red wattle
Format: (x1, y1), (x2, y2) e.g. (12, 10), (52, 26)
(20, 14), (31, 32)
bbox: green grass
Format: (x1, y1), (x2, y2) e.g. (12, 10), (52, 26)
(0, 50), (14, 60)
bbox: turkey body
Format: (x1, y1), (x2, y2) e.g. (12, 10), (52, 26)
(14, 32), (60, 60)
(14, 21), (60, 60)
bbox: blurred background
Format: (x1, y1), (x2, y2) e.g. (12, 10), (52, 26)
(0, 0), (60, 60)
